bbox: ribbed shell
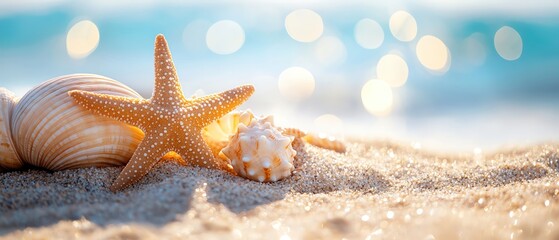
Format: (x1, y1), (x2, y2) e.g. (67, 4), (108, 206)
(0, 88), (23, 171)
(11, 74), (145, 170)
(220, 117), (296, 182)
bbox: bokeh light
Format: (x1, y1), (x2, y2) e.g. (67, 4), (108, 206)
(285, 9), (324, 43)
(206, 20), (245, 55)
(278, 67), (315, 101)
(389, 11), (417, 42)
(463, 33), (487, 66)
(66, 20), (99, 59)
(361, 79), (393, 116)
(376, 54), (409, 87)
(314, 36), (347, 65)
(416, 35), (450, 72)
(314, 114), (344, 135)
(354, 18), (384, 49)
(494, 26), (523, 61)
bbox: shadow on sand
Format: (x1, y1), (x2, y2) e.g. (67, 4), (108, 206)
(0, 145), (392, 235)
(5, 143), (555, 235)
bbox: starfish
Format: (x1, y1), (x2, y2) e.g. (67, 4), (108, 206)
(69, 34), (255, 191)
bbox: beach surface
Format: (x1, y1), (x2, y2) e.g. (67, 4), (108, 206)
(1, 141), (559, 239)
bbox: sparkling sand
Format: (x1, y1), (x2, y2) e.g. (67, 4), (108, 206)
(1, 141), (559, 239)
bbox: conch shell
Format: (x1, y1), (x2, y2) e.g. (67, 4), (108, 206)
(3, 74), (144, 171)
(0, 88), (23, 170)
(202, 110), (346, 182)
(219, 116), (296, 182)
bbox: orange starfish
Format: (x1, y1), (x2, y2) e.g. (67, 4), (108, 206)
(69, 34), (254, 191)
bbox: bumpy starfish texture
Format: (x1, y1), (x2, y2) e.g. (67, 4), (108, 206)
(69, 34), (254, 191)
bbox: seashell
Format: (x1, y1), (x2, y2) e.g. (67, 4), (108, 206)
(9, 74), (144, 170)
(202, 109), (255, 157)
(280, 127), (307, 138)
(219, 116), (296, 182)
(302, 133), (346, 153)
(281, 127), (346, 153)
(0, 88), (23, 171)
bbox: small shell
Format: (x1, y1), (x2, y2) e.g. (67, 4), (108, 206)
(0, 88), (23, 171)
(202, 109), (254, 157)
(10, 74), (145, 170)
(281, 127), (307, 138)
(303, 133), (346, 153)
(281, 127), (346, 153)
(220, 116), (296, 182)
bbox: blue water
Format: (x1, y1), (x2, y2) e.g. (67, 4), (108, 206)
(1, 2), (558, 152)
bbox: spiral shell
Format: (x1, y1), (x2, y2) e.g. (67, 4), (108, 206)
(10, 74), (144, 170)
(219, 116), (296, 182)
(0, 88), (23, 171)
(202, 109), (254, 157)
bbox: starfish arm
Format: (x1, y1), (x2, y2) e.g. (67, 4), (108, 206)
(110, 133), (169, 191)
(178, 133), (234, 174)
(152, 34), (186, 105)
(191, 85), (255, 127)
(69, 90), (148, 128)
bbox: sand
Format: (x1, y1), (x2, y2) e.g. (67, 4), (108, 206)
(1, 141), (559, 240)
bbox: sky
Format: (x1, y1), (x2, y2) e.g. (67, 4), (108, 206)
(1, 0), (558, 152)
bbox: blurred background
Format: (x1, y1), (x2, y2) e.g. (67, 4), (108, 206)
(1, 0), (558, 153)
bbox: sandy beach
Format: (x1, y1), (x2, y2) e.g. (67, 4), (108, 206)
(1, 140), (559, 239)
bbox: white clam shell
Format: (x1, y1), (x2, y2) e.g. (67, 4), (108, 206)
(0, 88), (23, 171)
(10, 74), (144, 170)
(220, 116), (296, 182)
